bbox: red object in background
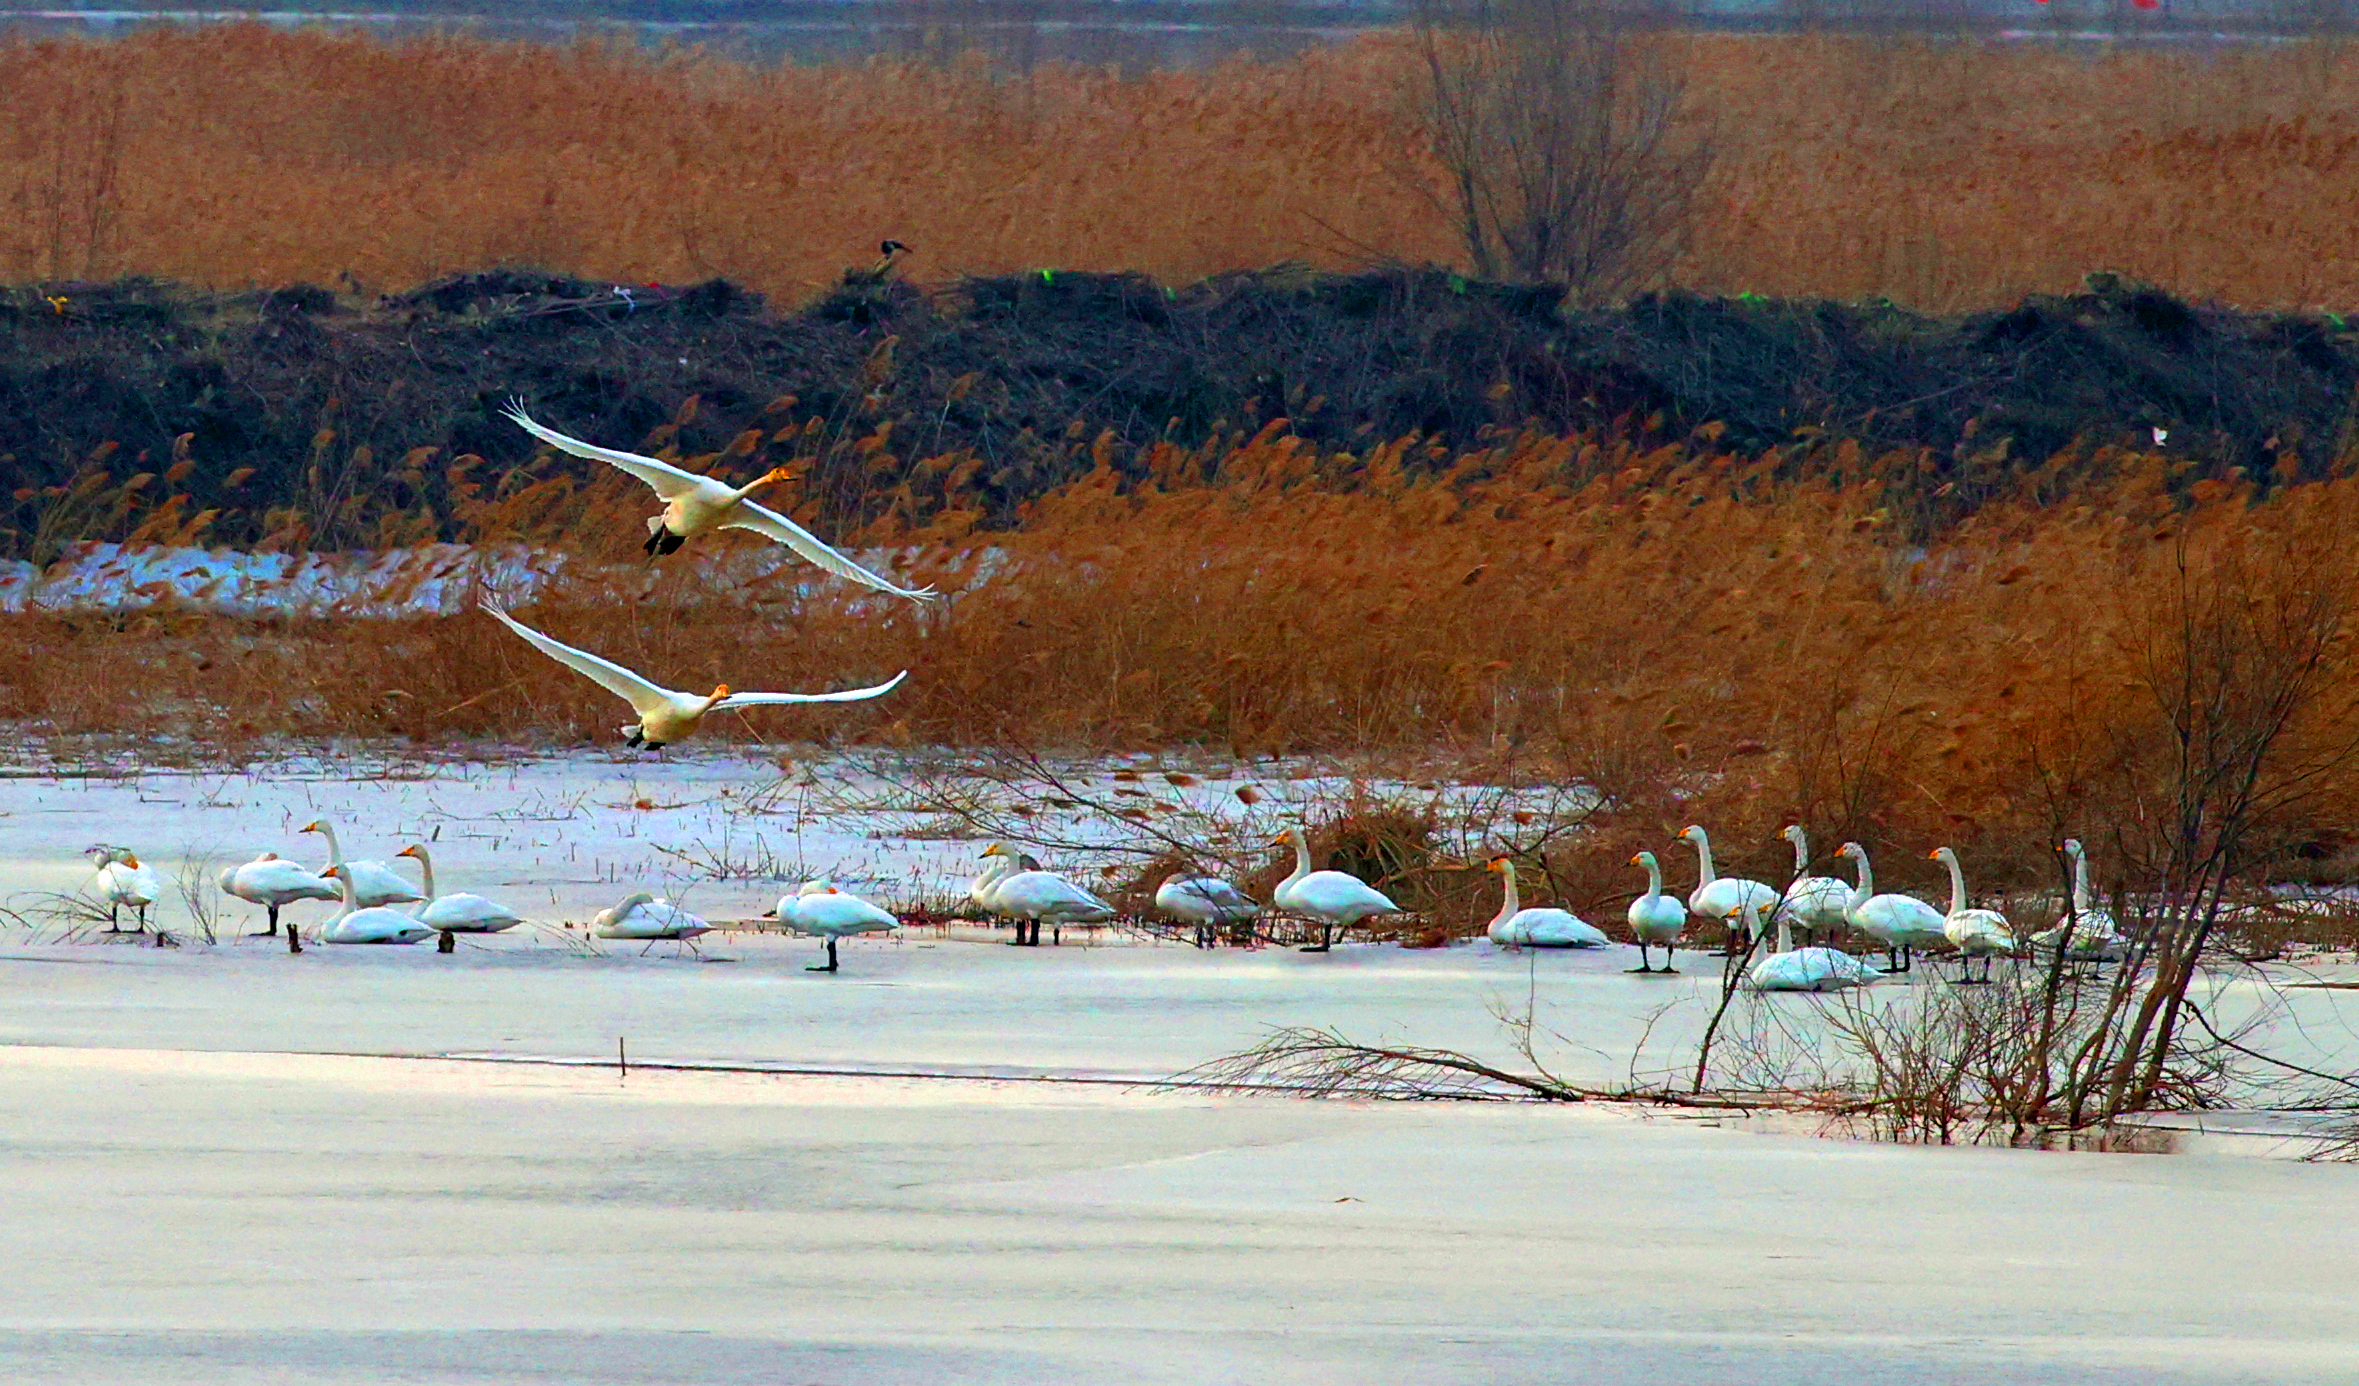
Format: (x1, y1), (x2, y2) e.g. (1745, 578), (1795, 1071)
(2131, 0), (2160, 8)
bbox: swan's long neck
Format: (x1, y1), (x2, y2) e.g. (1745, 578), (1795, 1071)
(331, 869), (358, 919)
(1282, 831), (1313, 890)
(1847, 850), (1874, 907)
(316, 824), (343, 866)
(1688, 831), (1718, 887)
(730, 470), (782, 503)
(1942, 853), (1969, 915)
(1773, 910), (1793, 955)
(1492, 863), (1520, 926)
(1642, 855), (1665, 900)
(1789, 830), (1810, 876)
(410, 848), (437, 900)
(2069, 847), (2093, 911)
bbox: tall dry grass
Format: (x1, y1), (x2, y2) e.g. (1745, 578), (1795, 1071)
(9, 27), (2359, 306)
(16, 425), (2359, 908)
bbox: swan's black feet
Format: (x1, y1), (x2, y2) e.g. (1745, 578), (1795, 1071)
(1659, 966), (1680, 974)
(806, 963), (838, 972)
(1625, 965), (1656, 973)
(1299, 943), (1332, 953)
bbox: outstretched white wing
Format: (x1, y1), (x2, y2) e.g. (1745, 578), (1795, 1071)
(721, 499), (938, 602)
(504, 402), (708, 501)
(712, 670), (909, 709)
(481, 605), (675, 716)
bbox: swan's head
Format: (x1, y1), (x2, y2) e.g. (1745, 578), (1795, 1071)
(300, 820), (325, 834)
(980, 842), (1011, 859)
(709, 684), (732, 700)
(2062, 837), (2085, 859)
(880, 238), (911, 258)
(1675, 825), (1704, 844)
(1835, 841), (1864, 860)
(258, 852), (278, 861)
(395, 845), (423, 861)
(1779, 825), (1805, 845)
(322, 863), (349, 880)
(1928, 846), (1958, 865)
(1629, 850), (1656, 869)
(1486, 854), (1512, 874)
(119, 852), (142, 868)
(82, 844), (114, 863)
(797, 879), (835, 896)
(1269, 825), (1306, 849)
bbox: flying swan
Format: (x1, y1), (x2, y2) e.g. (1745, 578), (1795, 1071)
(482, 604), (907, 750)
(503, 401), (936, 600)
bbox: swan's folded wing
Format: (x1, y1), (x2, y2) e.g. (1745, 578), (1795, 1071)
(720, 500), (938, 601)
(481, 604), (675, 715)
(1182, 877), (1257, 911)
(712, 670), (909, 708)
(504, 402), (707, 501)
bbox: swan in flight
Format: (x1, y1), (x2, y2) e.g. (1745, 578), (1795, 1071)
(2031, 838), (2130, 965)
(1485, 855), (1608, 948)
(1736, 901), (1880, 991)
(592, 893), (713, 951)
(301, 821), (425, 909)
(1626, 851), (1688, 973)
(765, 882), (900, 972)
(1833, 842), (1948, 974)
(84, 846), (159, 932)
(395, 844), (525, 935)
(215, 852), (340, 936)
(976, 843), (1115, 946)
(1155, 873), (1259, 948)
(317, 864), (434, 945)
(1930, 847), (2017, 984)
(482, 604), (907, 750)
(1778, 825), (1854, 945)
(1271, 824), (1401, 953)
(1675, 825), (1780, 954)
(503, 401), (936, 600)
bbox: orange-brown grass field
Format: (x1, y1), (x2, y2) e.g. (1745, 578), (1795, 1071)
(9, 25), (2359, 308)
(17, 428), (2359, 912)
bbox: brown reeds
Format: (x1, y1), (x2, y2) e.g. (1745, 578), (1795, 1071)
(10, 27), (2359, 306)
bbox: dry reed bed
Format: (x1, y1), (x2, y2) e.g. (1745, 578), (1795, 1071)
(10, 28), (2359, 307)
(16, 430), (2359, 914)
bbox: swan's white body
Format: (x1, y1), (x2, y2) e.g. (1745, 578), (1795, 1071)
(1744, 904), (1881, 991)
(767, 882), (899, 972)
(483, 604), (906, 749)
(216, 852), (341, 936)
(970, 853), (1019, 914)
(592, 893), (712, 940)
(1156, 874), (1258, 947)
(1778, 826), (1855, 941)
(1676, 826), (1780, 942)
(976, 843), (1116, 946)
(1485, 857), (1608, 948)
(504, 403), (935, 600)
(1931, 847), (2017, 982)
(1834, 842), (1948, 973)
(397, 844), (525, 933)
(1272, 825), (1400, 951)
(1626, 851), (1689, 972)
(2032, 839), (2131, 963)
(85, 846), (159, 930)
(302, 821), (425, 908)
(317, 865), (433, 945)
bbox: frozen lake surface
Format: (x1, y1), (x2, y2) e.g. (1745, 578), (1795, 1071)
(2, 750), (2356, 1383)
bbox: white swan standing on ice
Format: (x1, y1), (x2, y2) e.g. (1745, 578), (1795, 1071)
(2032, 838), (2130, 965)
(976, 842), (1115, 946)
(395, 844), (525, 937)
(765, 882), (900, 972)
(316, 864), (434, 945)
(1738, 900), (1881, 991)
(503, 401), (936, 600)
(1155, 874), (1259, 949)
(84, 846), (159, 932)
(482, 604), (906, 751)
(1929, 846), (2017, 984)
(1271, 825), (1401, 953)
(1626, 851), (1689, 973)
(1675, 825), (1780, 953)
(1778, 825), (1854, 945)
(1833, 842), (1948, 974)
(1484, 855), (1608, 948)
(301, 821), (424, 909)
(592, 893), (713, 949)
(215, 852), (340, 936)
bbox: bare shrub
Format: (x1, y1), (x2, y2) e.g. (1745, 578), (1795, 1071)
(1406, 0), (1708, 298)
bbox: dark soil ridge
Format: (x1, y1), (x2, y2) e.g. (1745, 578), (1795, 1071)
(1, 266), (2349, 557)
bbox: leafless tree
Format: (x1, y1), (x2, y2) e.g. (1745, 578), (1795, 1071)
(1406, 0), (1710, 301)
